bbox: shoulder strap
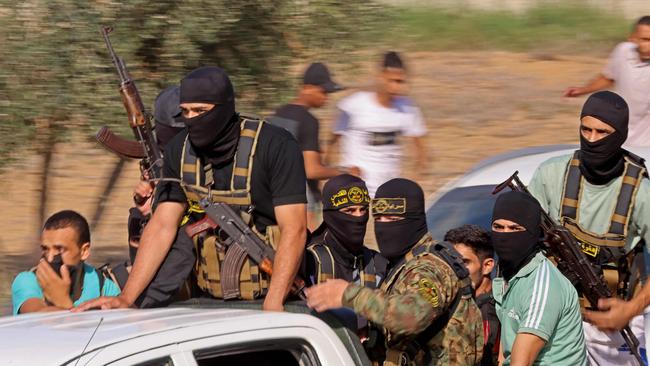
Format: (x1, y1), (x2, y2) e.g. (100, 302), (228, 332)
(609, 156), (647, 236)
(560, 151), (582, 221)
(362, 248), (389, 289)
(307, 243), (336, 284)
(180, 117), (264, 208)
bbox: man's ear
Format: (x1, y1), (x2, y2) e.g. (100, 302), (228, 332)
(482, 257), (495, 276)
(79, 242), (91, 261)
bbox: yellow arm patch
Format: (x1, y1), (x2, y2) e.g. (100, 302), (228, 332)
(417, 278), (440, 308)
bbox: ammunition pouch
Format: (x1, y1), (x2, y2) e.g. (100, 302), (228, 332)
(193, 224), (278, 300)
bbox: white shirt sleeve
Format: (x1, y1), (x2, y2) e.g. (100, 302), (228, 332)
(602, 42), (626, 80)
(402, 102), (427, 137)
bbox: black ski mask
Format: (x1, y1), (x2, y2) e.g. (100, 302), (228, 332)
(372, 178), (428, 263)
(491, 191), (542, 281)
(180, 67), (238, 166)
(579, 91), (629, 185)
(322, 174), (370, 255)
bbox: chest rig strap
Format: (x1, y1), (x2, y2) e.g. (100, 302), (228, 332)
(307, 241), (382, 288)
(560, 151), (646, 249)
(180, 117), (264, 209)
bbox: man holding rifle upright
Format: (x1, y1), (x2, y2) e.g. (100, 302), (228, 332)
(78, 66), (307, 312)
(528, 91), (650, 364)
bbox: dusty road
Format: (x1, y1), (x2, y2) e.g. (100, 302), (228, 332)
(0, 50), (606, 314)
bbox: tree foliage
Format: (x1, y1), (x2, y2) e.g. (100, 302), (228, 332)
(0, 1), (382, 161)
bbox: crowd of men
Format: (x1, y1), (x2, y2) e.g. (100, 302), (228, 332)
(10, 15), (650, 366)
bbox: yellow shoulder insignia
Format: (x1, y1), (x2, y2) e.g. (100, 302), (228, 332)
(417, 278), (440, 308)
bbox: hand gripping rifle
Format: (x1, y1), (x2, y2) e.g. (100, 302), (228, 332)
(185, 199), (307, 301)
(493, 171), (643, 365)
(96, 26), (163, 204)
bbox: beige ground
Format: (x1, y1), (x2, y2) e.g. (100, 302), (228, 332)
(0, 50), (606, 314)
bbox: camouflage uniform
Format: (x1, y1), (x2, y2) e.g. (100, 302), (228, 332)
(342, 235), (484, 366)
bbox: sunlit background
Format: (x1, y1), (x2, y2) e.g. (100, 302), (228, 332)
(0, 0), (643, 314)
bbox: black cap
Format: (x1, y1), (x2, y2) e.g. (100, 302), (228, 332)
(322, 174), (370, 211)
(303, 62), (343, 93)
(153, 86), (184, 128)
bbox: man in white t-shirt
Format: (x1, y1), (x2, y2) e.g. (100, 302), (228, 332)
(564, 16), (650, 147)
(329, 51), (427, 196)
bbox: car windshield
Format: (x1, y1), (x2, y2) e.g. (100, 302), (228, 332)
(426, 185), (502, 240)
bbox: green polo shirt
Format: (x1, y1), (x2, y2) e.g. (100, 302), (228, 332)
(493, 252), (586, 365)
(528, 153), (650, 253)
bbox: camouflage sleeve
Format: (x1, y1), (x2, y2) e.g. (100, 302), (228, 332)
(342, 257), (456, 337)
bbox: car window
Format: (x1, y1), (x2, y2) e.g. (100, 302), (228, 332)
(427, 185), (501, 240)
(133, 357), (174, 366)
(193, 339), (318, 366)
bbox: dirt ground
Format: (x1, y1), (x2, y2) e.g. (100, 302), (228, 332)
(0, 50), (606, 314)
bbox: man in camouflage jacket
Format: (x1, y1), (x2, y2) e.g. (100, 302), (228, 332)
(306, 178), (483, 365)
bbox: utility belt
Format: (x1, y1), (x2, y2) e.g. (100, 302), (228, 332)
(368, 131), (399, 146)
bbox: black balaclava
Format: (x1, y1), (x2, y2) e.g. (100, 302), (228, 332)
(322, 174), (370, 256)
(579, 91), (629, 185)
(372, 178), (428, 263)
(180, 67), (238, 166)
(153, 85), (185, 151)
(491, 191), (542, 281)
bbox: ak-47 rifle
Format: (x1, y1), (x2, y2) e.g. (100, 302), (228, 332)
(493, 171), (643, 365)
(186, 200), (307, 301)
(95, 26), (162, 204)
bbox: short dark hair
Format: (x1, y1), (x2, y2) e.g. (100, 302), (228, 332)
(43, 210), (90, 246)
(444, 224), (494, 260)
(636, 16), (650, 28)
(382, 51), (405, 70)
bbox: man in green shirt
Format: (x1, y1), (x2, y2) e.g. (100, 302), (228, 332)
(528, 91), (649, 364)
(491, 191), (586, 366)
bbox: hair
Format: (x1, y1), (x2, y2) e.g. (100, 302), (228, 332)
(382, 51), (405, 70)
(636, 16), (650, 28)
(43, 210), (90, 246)
(444, 224), (494, 260)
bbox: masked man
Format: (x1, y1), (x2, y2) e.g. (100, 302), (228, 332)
(305, 174), (387, 286)
(12, 210), (120, 314)
(528, 91), (650, 364)
(491, 192), (586, 365)
(306, 178), (483, 365)
(77, 66), (307, 312)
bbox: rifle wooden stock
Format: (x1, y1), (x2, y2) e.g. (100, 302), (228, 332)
(96, 126), (145, 159)
(99, 26), (162, 179)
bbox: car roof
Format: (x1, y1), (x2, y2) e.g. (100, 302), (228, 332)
(0, 307), (336, 365)
(437, 144), (650, 192)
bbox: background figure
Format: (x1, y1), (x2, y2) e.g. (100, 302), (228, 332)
(11, 210), (120, 314)
(491, 192), (586, 366)
(564, 16), (650, 147)
(329, 51), (426, 196)
(445, 224), (499, 366)
(273, 63), (358, 231)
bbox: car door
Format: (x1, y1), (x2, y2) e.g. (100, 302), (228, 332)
(177, 326), (357, 366)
